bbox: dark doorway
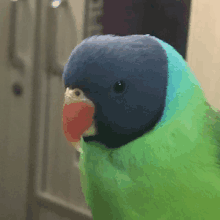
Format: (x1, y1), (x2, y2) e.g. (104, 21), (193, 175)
(101, 0), (192, 59)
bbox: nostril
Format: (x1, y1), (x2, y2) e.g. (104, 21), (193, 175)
(75, 90), (80, 96)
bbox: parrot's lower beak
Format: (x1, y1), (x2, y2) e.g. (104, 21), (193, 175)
(63, 87), (97, 152)
(73, 140), (81, 152)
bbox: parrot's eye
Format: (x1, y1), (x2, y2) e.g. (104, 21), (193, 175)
(113, 80), (126, 93)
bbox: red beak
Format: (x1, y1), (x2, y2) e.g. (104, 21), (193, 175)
(63, 102), (95, 142)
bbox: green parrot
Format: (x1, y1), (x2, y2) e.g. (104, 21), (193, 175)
(62, 34), (220, 219)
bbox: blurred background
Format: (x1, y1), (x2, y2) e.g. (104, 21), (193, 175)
(0, 0), (220, 219)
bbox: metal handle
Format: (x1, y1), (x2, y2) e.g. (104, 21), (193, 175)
(8, 0), (25, 70)
(46, 0), (65, 76)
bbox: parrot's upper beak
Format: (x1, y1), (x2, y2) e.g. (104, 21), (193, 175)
(63, 87), (97, 152)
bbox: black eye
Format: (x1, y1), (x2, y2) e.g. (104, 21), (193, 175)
(113, 80), (126, 93)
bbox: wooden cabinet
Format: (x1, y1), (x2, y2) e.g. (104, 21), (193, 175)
(187, 0), (220, 110)
(0, 0), (103, 219)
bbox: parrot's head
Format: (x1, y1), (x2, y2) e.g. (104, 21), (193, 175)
(62, 34), (204, 151)
(62, 34), (173, 150)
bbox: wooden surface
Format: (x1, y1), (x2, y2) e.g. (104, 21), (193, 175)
(187, 0), (220, 109)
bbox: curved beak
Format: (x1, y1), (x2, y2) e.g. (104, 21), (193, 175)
(63, 87), (97, 151)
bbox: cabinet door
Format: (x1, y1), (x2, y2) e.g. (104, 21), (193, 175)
(0, 0), (37, 219)
(187, 0), (220, 109)
(31, 0), (98, 219)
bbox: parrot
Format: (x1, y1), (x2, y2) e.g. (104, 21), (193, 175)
(62, 34), (220, 220)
